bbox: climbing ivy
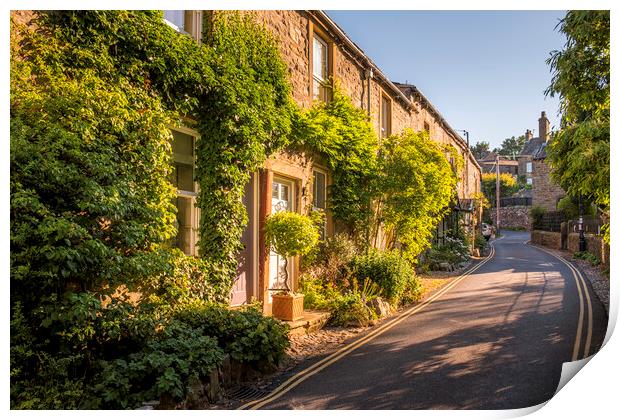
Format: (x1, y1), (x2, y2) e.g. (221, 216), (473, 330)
(293, 86), (379, 242)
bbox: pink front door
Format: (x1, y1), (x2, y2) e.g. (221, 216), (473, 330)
(231, 174), (256, 305)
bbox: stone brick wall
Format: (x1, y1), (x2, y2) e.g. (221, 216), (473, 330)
(567, 233), (610, 267)
(532, 159), (565, 211)
(249, 10), (481, 200)
(531, 230), (562, 250)
(489, 206), (531, 230)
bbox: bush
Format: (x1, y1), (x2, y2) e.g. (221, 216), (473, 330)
(349, 249), (418, 304)
(91, 321), (224, 408)
(265, 211), (320, 258)
(299, 275), (340, 310)
(173, 302), (290, 366)
(427, 235), (470, 270)
(531, 206), (546, 229)
(328, 292), (377, 327)
(302, 233), (358, 288)
(573, 251), (600, 266)
(474, 233), (487, 250)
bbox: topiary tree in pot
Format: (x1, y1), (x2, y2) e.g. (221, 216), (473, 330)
(264, 211), (319, 320)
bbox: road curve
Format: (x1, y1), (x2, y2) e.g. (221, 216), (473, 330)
(246, 231), (607, 410)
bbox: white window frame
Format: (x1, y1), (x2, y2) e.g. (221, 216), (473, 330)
(526, 161), (533, 173)
(380, 94), (392, 138)
(312, 34), (329, 101)
(170, 126), (200, 256)
(163, 10), (202, 42)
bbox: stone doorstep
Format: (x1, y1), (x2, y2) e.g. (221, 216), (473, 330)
(284, 310), (330, 336)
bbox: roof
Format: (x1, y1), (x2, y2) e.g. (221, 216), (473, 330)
(520, 136), (546, 156)
(532, 142), (548, 160)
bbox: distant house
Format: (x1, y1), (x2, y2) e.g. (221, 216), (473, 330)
(477, 152), (519, 175)
(520, 112), (565, 211)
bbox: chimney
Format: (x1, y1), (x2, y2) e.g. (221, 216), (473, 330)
(538, 111), (550, 141)
(525, 129), (533, 141)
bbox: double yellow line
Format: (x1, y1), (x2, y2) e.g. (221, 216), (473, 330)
(526, 242), (593, 361)
(239, 242), (499, 410)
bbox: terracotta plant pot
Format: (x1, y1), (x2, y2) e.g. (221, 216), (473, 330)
(272, 293), (304, 321)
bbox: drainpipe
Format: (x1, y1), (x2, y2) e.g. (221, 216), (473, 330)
(365, 67), (374, 116)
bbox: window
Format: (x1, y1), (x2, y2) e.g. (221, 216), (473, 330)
(526, 162), (533, 173)
(170, 128), (199, 255)
(527, 177), (533, 185)
(312, 170), (327, 239)
(163, 10), (202, 41)
(381, 95), (392, 138)
(312, 34), (329, 101)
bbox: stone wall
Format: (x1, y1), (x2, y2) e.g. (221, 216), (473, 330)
(249, 10), (481, 200)
(531, 230), (562, 250)
(532, 159), (565, 211)
(489, 206), (531, 230)
(567, 233), (610, 267)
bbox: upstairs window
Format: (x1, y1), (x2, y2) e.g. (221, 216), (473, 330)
(163, 10), (202, 42)
(381, 95), (392, 138)
(526, 162), (533, 173)
(313, 34), (329, 102)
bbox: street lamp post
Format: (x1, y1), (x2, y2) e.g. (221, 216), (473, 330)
(495, 154), (500, 237)
(578, 194), (586, 252)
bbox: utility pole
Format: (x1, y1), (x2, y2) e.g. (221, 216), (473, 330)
(495, 154), (501, 237)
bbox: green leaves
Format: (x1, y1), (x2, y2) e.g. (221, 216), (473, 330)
(546, 11), (609, 243)
(264, 211), (320, 258)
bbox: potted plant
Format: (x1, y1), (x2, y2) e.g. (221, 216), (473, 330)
(264, 211), (319, 321)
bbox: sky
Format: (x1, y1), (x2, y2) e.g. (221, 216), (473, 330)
(326, 10), (567, 149)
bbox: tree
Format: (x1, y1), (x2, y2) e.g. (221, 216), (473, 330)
(493, 135), (526, 158)
(545, 11), (610, 243)
(481, 173), (518, 204)
(470, 141), (490, 160)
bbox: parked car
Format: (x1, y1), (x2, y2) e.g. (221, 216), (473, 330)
(481, 223), (493, 240)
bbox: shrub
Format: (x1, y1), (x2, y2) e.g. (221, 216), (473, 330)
(303, 233), (358, 288)
(265, 211), (320, 258)
(474, 233), (487, 250)
(349, 249), (418, 304)
(427, 235), (470, 270)
(299, 274), (340, 310)
(173, 302), (290, 366)
(328, 292), (377, 327)
(92, 321), (224, 408)
(531, 206), (546, 229)
(573, 251), (600, 266)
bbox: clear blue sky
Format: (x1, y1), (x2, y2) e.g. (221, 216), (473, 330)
(326, 10), (566, 149)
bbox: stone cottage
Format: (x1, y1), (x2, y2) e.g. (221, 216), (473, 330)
(162, 10), (482, 311)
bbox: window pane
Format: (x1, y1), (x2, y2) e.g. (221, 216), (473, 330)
(272, 182), (279, 199)
(164, 10), (185, 31)
(313, 36), (327, 80)
(280, 184), (289, 201)
(313, 171), (326, 209)
(171, 130), (194, 159)
(175, 196), (193, 254)
(175, 163), (194, 192)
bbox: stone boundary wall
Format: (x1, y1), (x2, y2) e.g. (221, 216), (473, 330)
(567, 233), (610, 267)
(489, 206), (531, 230)
(531, 230), (562, 250)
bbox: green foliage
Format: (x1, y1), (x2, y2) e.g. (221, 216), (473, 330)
(546, 11), (610, 244)
(293, 86), (379, 239)
(530, 206), (546, 229)
(573, 251), (600, 266)
(11, 11), (295, 409)
(471, 141), (490, 160)
(350, 249), (419, 304)
(376, 130), (459, 262)
(196, 12), (294, 287)
(264, 211), (320, 258)
(481, 172), (519, 204)
(173, 302), (290, 365)
(328, 292), (378, 327)
(92, 321), (224, 408)
(474, 233), (487, 250)
(494, 135), (527, 158)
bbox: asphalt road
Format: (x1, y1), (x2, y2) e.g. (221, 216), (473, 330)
(250, 231), (608, 410)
